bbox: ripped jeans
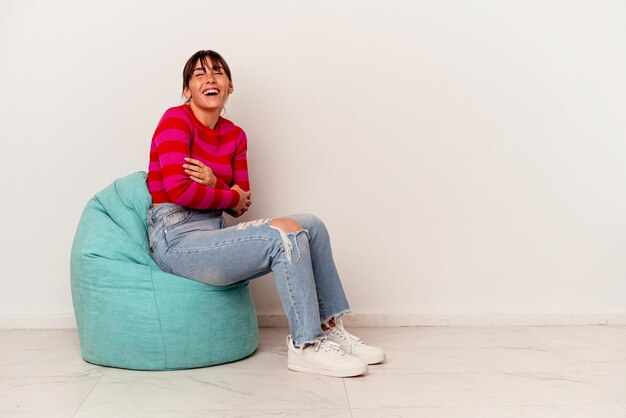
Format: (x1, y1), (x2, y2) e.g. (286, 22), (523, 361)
(147, 203), (351, 347)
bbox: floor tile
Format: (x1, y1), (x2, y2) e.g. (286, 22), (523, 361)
(0, 345), (102, 380)
(351, 404), (626, 418)
(374, 345), (579, 374)
(75, 365), (349, 415)
(584, 371), (626, 409)
(344, 370), (614, 408)
(210, 345), (288, 372)
(0, 329), (102, 380)
(0, 369), (104, 417)
(551, 345), (626, 374)
(75, 408), (351, 418)
(528, 325), (626, 346)
(4, 326), (626, 417)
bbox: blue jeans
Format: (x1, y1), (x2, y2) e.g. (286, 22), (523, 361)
(147, 203), (351, 347)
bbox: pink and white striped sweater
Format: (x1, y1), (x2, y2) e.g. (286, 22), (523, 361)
(147, 104), (249, 210)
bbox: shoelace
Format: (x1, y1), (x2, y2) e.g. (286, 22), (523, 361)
(331, 322), (364, 345)
(314, 339), (345, 355)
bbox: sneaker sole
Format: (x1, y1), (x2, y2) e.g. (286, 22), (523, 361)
(287, 361), (368, 378)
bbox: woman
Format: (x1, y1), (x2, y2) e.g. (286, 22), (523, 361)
(147, 50), (384, 377)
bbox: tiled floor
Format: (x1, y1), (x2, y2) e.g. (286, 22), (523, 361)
(1, 325), (626, 417)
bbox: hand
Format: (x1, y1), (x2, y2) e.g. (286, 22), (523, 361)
(184, 158), (216, 187)
(229, 185), (252, 216)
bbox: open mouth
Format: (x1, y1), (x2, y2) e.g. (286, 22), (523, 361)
(203, 88), (219, 96)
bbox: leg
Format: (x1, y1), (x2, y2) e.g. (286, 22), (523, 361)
(285, 214), (351, 323)
(238, 217), (370, 376)
(277, 214), (385, 365)
(148, 206), (370, 377)
(270, 226), (325, 346)
(151, 211), (325, 347)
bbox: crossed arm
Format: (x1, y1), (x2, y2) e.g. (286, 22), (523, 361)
(183, 157), (252, 216)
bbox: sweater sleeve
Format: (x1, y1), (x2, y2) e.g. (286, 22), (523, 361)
(231, 129), (250, 191)
(213, 176), (232, 191)
(152, 108), (241, 209)
(222, 128), (250, 218)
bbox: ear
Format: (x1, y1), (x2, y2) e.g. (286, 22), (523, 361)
(183, 87), (191, 99)
(228, 82), (233, 94)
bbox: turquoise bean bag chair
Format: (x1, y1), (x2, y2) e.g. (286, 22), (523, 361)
(70, 172), (258, 370)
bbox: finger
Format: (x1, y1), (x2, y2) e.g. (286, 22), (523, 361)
(185, 170), (203, 179)
(185, 158), (206, 168)
(185, 167), (203, 175)
(189, 175), (206, 185)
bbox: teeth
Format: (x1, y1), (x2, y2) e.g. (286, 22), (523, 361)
(203, 89), (219, 96)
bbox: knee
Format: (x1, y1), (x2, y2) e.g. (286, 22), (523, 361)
(270, 218), (303, 233)
(301, 214), (328, 237)
(291, 213), (324, 230)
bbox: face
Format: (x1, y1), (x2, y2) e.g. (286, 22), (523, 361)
(183, 58), (233, 115)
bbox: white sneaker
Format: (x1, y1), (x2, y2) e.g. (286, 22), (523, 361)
(325, 319), (386, 365)
(286, 336), (368, 377)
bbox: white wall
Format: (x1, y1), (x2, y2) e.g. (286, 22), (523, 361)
(1, 0), (625, 328)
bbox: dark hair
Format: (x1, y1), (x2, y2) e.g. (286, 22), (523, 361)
(182, 50), (232, 101)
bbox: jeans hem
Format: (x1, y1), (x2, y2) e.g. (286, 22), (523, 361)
(321, 309), (351, 327)
(292, 334), (326, 349)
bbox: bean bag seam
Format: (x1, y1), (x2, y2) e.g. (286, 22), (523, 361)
(149, 268), (170, 368)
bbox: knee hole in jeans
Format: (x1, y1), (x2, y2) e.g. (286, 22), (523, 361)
(270, 218), (302, 233)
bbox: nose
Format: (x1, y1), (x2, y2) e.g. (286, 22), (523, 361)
(205, 71), (216, 83)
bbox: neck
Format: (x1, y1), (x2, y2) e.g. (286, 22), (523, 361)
(189, 103), (221, 129)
